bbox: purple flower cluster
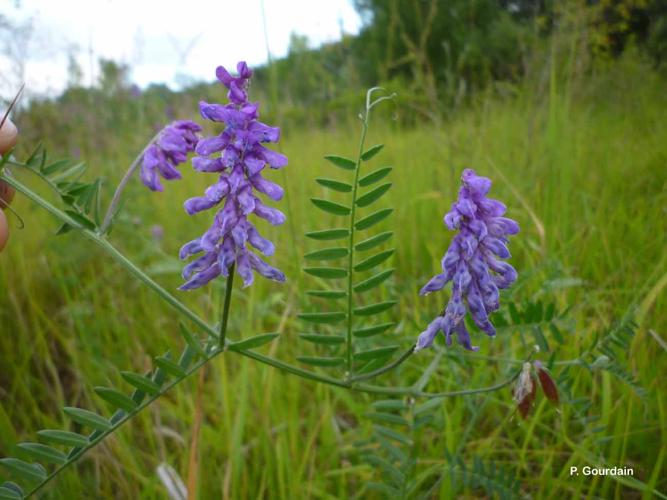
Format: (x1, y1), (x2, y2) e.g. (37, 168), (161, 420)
(140, 120), (201, 192)
(416, 169), (519, 351)
(179, 62), (287, 290)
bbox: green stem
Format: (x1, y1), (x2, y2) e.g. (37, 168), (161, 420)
(345, 117), (369, 376)
(348, 346), (414, 383)
(219, 264), (235, 348)
(0, 171), (217, 338)
(100, 132), (161, 233)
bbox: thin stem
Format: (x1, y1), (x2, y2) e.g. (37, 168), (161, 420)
(345, 117), (369, 376)
(219, 264), (235, 348)
(0, 171), (217, 338)
(348, 346), (415, 383)
(100, 132), (160, 233)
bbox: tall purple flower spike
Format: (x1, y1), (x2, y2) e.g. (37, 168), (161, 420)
(140, 120), (201, 192)
(416, 169), (519, 351)
(179, 61), (287, 290)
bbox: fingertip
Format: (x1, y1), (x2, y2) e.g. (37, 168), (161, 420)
(0, 117), (18, 155)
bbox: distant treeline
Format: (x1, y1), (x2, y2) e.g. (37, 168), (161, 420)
(12, 0), (667, 157)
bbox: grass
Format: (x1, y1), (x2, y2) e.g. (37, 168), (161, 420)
(1, 56), (666, 498)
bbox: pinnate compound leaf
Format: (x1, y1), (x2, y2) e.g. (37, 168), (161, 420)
(121, 372), (160, 395)
(154, 356), (186, 378)
(355, 208), (393, 230)
(354, 269), (394, 293)
(355, 231), (393, 251)
(305, 228), (349, 240)
(296, 356), (345, 367)
(17, 443), (66, 464)
(355, 183), (391, 207)
(94, 387), (137, 413)
(354, 301), (397, 316)
(304, 247), (349, 260)
(298, 312), (346, 324)
(0, 459), (46, 483)
(299, 334), (345, 345)
(310, 198), (351, 216)
(324, 155), (356, 170)
(229, 333), (279, 351)
(63, 407), (111, 431)
(361, 144), (384, 161)
(359, 167), (392, 187)
(354, 249), (394, 272)
(306, 290), (346, 299)
(315, 178), (352, 192)
(304, 267), (347, 279)
(353, 323), (394, 338)
(37, 430), (88, 448)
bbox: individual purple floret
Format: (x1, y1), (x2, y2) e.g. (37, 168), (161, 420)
(179, 61), (287, 290)
(140, 120), (202, 191)
(415, 169), (519, 352)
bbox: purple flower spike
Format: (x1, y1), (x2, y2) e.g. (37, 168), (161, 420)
(416, 169), (519, 352)
(179, 62), (287, 290)
(140, 120), (202, 191)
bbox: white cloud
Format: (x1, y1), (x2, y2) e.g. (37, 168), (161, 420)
(0, 0), (361, 99)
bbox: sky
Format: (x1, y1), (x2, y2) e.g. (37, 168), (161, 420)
(0, 0), (362, 99)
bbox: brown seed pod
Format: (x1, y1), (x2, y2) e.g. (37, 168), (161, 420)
(535, 362), (559, 405)
(0, 209), (9, 251)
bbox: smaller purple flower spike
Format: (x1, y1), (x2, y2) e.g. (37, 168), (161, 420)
(179, 61), (287, 290)
(140, 120), (202, 192)
(416, 169), (519, 352)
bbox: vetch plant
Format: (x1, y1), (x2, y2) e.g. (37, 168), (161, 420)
(0, 68), (596, 498)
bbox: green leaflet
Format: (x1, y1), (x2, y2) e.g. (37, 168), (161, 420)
(354, 301), (397, 316)
(359, 167), (392, 187)
(354, 269), (394, 293)
(298, 312), (347, 324)
(373, 425), (413, 446)
(361, 144), (384, 161)
(372, 399), (409, 412)
(365, 412), (410, 426)
(37, 430), (88, 448)
(0, 459), (46, 483)
(305, 229), (349, 240)
(356, 183), (392, 207)
(304, 247), (349, 260)
(154, 356), (186, 378)
(17, 443), (66, 465)
(229, 333), (279, 351)
(354, 250), (395, 273)
(311, 198), (351, 216)
(94, 387), (138, 413)
(316, 178), (352, 192)
(0, 485), (22, 499)
(63, 407), (111, 431)
(353, 323), (394, 338)
(179, 323), (206, 358)
(304, 267), (348, 279)
(306, 290), (347, 299)
(299, 334), (346, 345)
(323, 155), (356, 170)
(121, 372), (160, 395)
(296, 356), (345, 367)
(355, 209), (393, 230)
(355, 231), (393, 251)
(353, 345), (399, 361)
